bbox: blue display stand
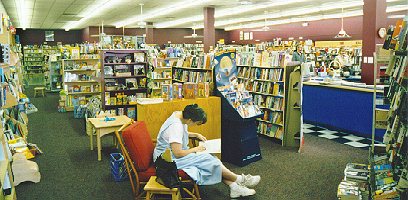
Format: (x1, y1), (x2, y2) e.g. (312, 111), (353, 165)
(213, 51), (262, 166)
(217, 90), (262, 167)
(303, 84), (386, 141)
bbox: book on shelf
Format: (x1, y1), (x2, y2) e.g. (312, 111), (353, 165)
(134, 52), (145, 62)
(337, 180), (361, 200)
(126, 107), (135, 119)
(161, 84), (172, 101)
(172, 83), (183, 99)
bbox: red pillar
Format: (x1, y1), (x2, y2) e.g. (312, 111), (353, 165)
(145, 22), (154, 44)
(204, 7), (215, 53)
(361, 0), (387, 84)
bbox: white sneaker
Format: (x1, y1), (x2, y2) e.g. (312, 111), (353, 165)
(240, 174), (261, 188)
(230, 183), (256, 198)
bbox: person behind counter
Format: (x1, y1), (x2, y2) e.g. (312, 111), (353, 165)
(292, 44), (306, 63)
(332, 47), (351, 69)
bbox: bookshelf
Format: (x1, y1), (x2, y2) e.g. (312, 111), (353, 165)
(369, 19), (407, 199)
(100, 50), (149, 119)
(171, 54), (213, 85)
(23, 46), (45, 86)
(149, 57), (175, 97)
(236, 51), (287, 141)
(61, 58), (101, 111)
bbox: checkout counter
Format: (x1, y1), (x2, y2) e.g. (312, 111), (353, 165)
(302, 79), (386, 141)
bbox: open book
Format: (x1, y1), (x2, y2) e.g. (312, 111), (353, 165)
(198, 139), (221, 154)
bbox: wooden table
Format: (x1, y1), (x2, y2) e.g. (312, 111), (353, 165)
(87, 115), (132, 161)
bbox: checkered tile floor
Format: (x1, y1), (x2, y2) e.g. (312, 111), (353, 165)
(303, 123), (382, 150)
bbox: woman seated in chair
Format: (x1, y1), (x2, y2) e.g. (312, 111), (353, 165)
(153, 104), (261, 198)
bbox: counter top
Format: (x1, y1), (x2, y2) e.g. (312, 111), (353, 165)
(303, 81), (384, 93)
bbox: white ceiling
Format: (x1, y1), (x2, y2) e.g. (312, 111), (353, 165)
(1, 0), (407, 30)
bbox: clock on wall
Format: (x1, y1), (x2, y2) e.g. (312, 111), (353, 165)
(378, 28), (387, 39)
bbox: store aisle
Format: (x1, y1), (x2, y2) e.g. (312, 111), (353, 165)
(15, 91), (369, 200)
(15, 92), (133, 200)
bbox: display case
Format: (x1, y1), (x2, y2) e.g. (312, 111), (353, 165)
(100, 50), (149, 119)
(61, 58), (101, 111)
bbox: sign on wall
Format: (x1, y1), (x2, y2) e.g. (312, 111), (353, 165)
(45, 31), (54, 41)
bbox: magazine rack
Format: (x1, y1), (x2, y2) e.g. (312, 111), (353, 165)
(213, 51), (262, 166)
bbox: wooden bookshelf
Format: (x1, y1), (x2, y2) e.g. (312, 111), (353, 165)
(61, 58), (101, 111)
(236, 51), (287, 141)
(101, 50), (149, 119)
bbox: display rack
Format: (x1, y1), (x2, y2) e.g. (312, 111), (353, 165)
(23, 46), (45, 86)
(149, 57), (174, 97)
(100, 50), (149, 119)
(171, 54), (213, 83)
(369, 18), (408, 199)
(61, 58), (101, 111)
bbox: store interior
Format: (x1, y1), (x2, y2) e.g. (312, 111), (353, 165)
(0, 0), (407, 199)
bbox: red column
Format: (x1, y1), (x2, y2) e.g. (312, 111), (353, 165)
(145, 22), (154, 44)
(361, 0), (387, 84)
(204, 7), (215, 53)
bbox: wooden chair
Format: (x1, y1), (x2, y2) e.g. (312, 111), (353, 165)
(115, 121), (201, 200)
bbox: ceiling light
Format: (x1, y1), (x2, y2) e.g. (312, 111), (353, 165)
(288, 37), (294, 40)
(155, 0), (309, 28)
(240, 1), (252, 5)
(64, 0), (123, 30)
(215, 1), (362, 28)
(388, 15), (405, 18)
(16, 0), (27, 29)
(299, 37), (303, 40)
(114, 0), (213, 28)
(302, 22), (309, 27)
(334, 7), (351, 39)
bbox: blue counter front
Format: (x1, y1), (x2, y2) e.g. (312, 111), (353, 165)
(302, 82), (386, 141)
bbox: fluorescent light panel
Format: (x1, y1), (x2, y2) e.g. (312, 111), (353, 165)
(114, 0), (213, 28)
(224, 5), (407, 31)
(64, 0), (124, 30)
(16, 0), (27, 29)
(155, 0), (310, 28)
(215, 1), (362, 27)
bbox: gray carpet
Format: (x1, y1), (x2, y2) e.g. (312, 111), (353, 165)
(15, 91), (368, 200)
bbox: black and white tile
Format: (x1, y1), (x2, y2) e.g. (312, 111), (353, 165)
(303, 123), (382, 150)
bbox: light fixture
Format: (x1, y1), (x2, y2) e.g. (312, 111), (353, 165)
(288, 37), (294, 40)
(302, 22), (309, 27)
(114, 0), (213, 28)
(240, 1), (252, 5)
(155, 0), (309, 28)
(334, 7), (351, 39)
(299, 36), (303, 40)
(16, 0), (27, 29)
(388, 15), (405, 19)
(64, 0), (122, 30)
(136, 4), (147, 28)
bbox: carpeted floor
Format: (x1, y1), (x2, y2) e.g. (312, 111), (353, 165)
(15, 91), (369, 200)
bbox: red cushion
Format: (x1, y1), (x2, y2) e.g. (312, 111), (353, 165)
(138, 166), (191, 182)
(122, 121), (154, 171)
